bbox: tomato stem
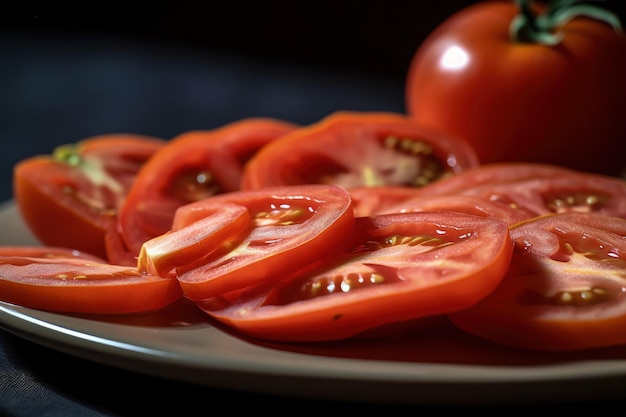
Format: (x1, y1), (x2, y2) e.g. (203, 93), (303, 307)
(511, 0), (622, 45)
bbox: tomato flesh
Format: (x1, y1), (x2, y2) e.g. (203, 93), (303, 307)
(166, 184), (355, 300)
(196, 211), (513, 342)
(413, 163), (626, 220)
(13, 134), (165, 261)
(118, 118), (297, 256)
(0, 247), (182, 314)
(449, 212), (626, 351)
(241, 111), (479, 191)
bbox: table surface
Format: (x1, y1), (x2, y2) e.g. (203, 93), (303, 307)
(1, 31), (626, 417)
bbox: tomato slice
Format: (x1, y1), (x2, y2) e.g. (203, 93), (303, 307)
(0, 247), (182, 314)
(377, 194), (533, 225)
(118, 118), (297, 256)
(241, 111), (479, 191)
(137, 203), (251, 277)
(449, 212), (626, 351)
(348, 186), (422, 217)
(413, 163), (626, 219)
(196, 211), (513, 342)
(169, 184), (355, 301)
(13, 134), (165, 262)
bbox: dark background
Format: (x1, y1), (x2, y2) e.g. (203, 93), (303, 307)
(2, 0), (625, 81)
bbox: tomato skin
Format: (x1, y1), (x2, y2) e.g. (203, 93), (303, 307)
(118, 118), (297, 256)
(0, 247), (182, 314)
(241, 111), (479, 191)
(168, 184), (355, 300)
(13, 134), (165, 261)
(405, 1), (626, 176)
(449, 212), (626, 351)
(196, 211), (513, 342)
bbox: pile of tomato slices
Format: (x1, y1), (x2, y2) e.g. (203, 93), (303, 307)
(5, 111), (626, 352)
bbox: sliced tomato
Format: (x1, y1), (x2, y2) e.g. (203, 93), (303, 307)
(449, 212), (626, 351)
(118, 118), (297, 256)
(348, 186), (422, 217)
(196, 211), (513, 342)
(137, 203), (251, 277)
(13, 134), (165, 262)
(376, 194), (533, 226)
(413, 163), (626, 219)
(0, 246), (107, 262)
(241, 111), (479, 191)
(162, 184), (355, 301)
(0, 247), (182, 314)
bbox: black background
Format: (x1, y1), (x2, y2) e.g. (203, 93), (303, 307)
(3, 0), (624, 82)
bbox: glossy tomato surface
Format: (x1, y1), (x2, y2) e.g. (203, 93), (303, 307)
(412, 163), (626, 219)
(0, 246), (182, 314)
(449, 212), (626, 351)
(118, 118), (297, 256)
(13, 134), (165, 261)
(197, 211), (513, 342)
(405, 1), (626, 176)
(241, 111), (479, 191)
(161, 184), (355, 300)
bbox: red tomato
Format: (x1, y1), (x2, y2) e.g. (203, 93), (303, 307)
(118, 118), (297, 256)
(13, 134), (165, 262)
(413, 163), (626, 219)
(449, 212), (626, 351)
(241, 111), (479, 191)
(159, 184), (355, 300)
(0, 247), (182, 314)
(405, 1), (626, 176)
(196, 211), (513, 342)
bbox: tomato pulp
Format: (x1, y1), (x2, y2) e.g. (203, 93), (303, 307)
(118, 118), (297, 256)
(13, 134), (165, 262)
(145, 184), (356, 301)
(449, 212), (626, 351)
(0, 246), (182, 314)
(197, 211), (513, 342)
(241, 111), (479, 191)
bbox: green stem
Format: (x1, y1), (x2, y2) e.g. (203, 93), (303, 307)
(510, 0), (622, 45)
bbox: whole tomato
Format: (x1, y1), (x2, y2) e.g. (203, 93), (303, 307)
(405, 0), (626, 176)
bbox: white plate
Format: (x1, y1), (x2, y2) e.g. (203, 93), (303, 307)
(1, 200), (626, 406)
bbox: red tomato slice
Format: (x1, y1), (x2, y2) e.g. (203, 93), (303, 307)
(13, 134), (165, 262)
(241, 111), (479, 191)
(377, 194), (532, 226)
(0, 246), (107, 262)
(414, 163), (626, 219)
(449, 212), (626, 351)
(0, 247), (182, 314)
(348, 186), (422, 217)
(170, 184), (355, 301)
(137, 203), (251, 277)
(196, 211), (513, 342)
(118, 118), (297, 256)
